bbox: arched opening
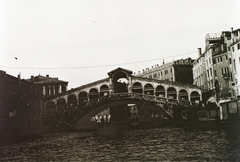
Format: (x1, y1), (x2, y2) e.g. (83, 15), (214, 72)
(190, 91), (200, 103)
(155, 85), (165, 97)
(179, 89), (189, 101)
(113, 72), (128, 93)
(57, 98), (67, 114)
(46, 102), (55, 115)
(68, 95), (77, 110)
(167, 87), (177, 99)
(100, 85), (109, 97)
(89, 88), (99, 100)
(132, 82), (143, 94)
(144, 83), (154, 95)
(79, 91), (88, 105)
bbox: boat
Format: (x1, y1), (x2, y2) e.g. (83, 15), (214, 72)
(173, 104), (221, 129)
(218, 98), (240, 131)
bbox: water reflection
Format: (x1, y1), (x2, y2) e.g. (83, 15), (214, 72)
(1, 126), (240, 161)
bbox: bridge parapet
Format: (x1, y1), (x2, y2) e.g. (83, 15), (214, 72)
(77, 92), (197, 116)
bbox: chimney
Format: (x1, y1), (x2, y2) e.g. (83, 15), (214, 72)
(18, 73), (21, 79)
(231, 27), (234, 43)
(163, 59), (165, 65)
(198, 48), (202, 57)
(46, 74), (49, 78)
(31, 75), (34, 82)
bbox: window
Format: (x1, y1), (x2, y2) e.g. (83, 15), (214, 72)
(221, 68), (224, 75)
(153, 73), (157, 78)
(238, 43), (240, 50)
(225, 55), (228, 60)
(220, 56), (222, 62)
(213, 58), (216, 64)
(232, 46), (235, 52)
(233, 59), (236, 71)
(229, 58), (232, 64)
(165, 70), (168, 75)
(228, 47), (230, 51)
(214, 70), (217, 77)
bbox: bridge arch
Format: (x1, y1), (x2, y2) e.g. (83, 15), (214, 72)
(74, 98), (167, 131)
(89, 88), (99, 100)
(179, 89), (189, 101)
(156, 85), (165, 97)
(132, 82), (143, 94)
(46, 101), (56, 115)
(68, 95), (77, 110)
(167, 87), (177, 99)
(190, 91), (201, 103)
(100, 84), (109, 97)
(79, 91), (88, 105)
(57, 98), (67, 113)
(144, 83), (154, 95)
(113, 71), (128, 93)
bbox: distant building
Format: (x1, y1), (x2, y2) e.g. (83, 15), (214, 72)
(26, 74), (68, 97)
(135, 58), (194, 84)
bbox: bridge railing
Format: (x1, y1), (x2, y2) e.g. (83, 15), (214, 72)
(79, 92), (197, 110)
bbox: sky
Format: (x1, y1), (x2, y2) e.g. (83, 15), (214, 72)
(1, 0), (240, 89)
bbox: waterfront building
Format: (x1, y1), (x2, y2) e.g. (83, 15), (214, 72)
(135, 58), (194, 84)
(193, 27), (240, 104)
(228, 28), (240, 99)
(192, 48), (208, 101)
(0, 71), (41, 130)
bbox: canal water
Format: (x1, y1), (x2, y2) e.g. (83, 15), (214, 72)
(1, 126), (240, 161)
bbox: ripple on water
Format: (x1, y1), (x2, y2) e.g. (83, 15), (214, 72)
(0, 126), (240, 161)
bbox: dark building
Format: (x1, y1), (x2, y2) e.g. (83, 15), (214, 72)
(0, 72), (69, 131)
(0, 70), (41, 130)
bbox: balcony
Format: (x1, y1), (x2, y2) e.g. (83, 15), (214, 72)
(222, 73), (230, 80)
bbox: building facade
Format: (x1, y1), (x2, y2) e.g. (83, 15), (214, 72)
(135, 58), (194, 84)
(26, 74), (68, 97)
(192, 27), (240, 104)
(228, 28), (240, 98)
(0, 71), (41, 130)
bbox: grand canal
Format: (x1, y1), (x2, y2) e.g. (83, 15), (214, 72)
(1, 125), (240, 161)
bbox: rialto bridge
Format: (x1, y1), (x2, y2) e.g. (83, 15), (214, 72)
(43, 67), (202, 130)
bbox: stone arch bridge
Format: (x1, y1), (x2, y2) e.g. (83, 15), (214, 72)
(43, 67), (202, 130)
